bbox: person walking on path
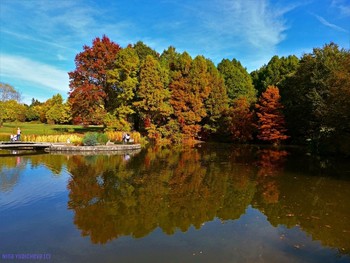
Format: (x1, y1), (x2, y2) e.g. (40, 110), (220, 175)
(17, 127), (21, 141)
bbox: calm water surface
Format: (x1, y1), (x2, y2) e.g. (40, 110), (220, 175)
(1, 144), (349, 263)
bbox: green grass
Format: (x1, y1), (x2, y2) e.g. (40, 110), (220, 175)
(0, 122), (104, 136)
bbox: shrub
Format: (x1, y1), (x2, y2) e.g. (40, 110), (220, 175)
(82, 133), (98, 146)
(97, 133), (109, 145)
(82, 132), (109, 146)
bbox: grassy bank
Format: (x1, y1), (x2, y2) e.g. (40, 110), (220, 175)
(0, 122), (104, 136)
(0, 122), (143, 145)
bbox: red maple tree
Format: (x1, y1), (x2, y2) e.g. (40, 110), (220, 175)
(68, 35), (121, 125)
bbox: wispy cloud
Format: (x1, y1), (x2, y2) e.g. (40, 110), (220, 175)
(313, 14), (349, 33)
(169, 0), (300, 70)
(331, 0), (350, 17)
(1, 30), (76, 52)
(0, 0), (132, 54)
(0, 54), (69, 93)
(219, 0), (289, 48)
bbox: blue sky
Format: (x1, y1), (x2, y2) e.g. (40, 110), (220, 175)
(0, 0), (349, 104)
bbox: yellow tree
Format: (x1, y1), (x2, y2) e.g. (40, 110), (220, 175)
(107, 46), (140, 130)
(134, 55), (172, 140)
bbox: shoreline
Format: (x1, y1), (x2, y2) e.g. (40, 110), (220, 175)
(0, 141), (141, 152)
(46, 143), (142, 152)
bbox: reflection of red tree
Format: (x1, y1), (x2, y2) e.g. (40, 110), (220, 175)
(257, 149), (288, 203)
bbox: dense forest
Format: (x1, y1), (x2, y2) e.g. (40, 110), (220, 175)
(1, 36), (349, 154)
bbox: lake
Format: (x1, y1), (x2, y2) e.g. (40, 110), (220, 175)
(1, 144), (349, 263)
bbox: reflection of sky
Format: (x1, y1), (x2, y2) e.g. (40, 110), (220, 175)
(0, 163), (70, 211)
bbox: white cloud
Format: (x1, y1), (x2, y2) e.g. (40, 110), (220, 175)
(0, 54), (69, 93)
(313, 14), (349, 33)
(174, 0), (299, 70)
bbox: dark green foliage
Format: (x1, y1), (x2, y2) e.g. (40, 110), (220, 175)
(218, 58), (257, 105)
(133, 41), (159, 61)
(281, 43), (350, 155)
(251, 55), (299, 95)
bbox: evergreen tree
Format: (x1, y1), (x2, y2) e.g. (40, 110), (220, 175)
(251, 55), (299, 95)
(218, 58), (257, 105)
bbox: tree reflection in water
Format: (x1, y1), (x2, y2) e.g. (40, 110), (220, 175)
(256, 148), (289, 204)
(63, 145), (350, 255)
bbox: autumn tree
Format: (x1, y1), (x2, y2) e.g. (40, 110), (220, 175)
(0, 100), (26, 123)
(45, 94), (71, 124)
(68, 35), (121, 125)
(134, 55), (172, 141)
(225, 98), (255, 142)
(201, 59), (229, 138)
(0, 83), (24, 125)
(168, 52), (192, 140)
(107, 46), (140, 131)
(256, 86), (288, 144)
(169, 54), (211, 139)
(186, 55), (211, 136)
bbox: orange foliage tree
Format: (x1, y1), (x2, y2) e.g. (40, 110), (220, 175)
(255, 86), (288, 144)
(169, 53), (210, 140)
